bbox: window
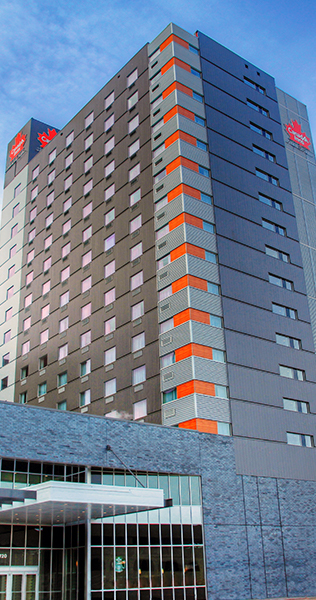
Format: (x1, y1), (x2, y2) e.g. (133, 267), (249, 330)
(58, 400), (67, 410)
(1, 377), (8, 390)
(31, 186), (38, 202)
(105, 136), (115, 155)
(105, 288), (115, 306)
(63, 197), (72, 213)
(208, 282), (220, 295)
(105, 316), (116, 335)
(129, 163), (140, 182)
(104, 114), (114, 132)
(130, 214), (141, 233)
(132, 365), (146, 386)
(105, 208), (115, 226)
(61, 265), (70, 282)
(253, 145), (275, 162)
(210, 315), (222, 328)
(44, 234), (53, 250)
(105, 160), (115, 178)
(43, 257), (52, 273)
(105, 378), (116, 397)
(58, 372), (68, 388)
(64, 174), (73, 191)
(63, 219), (71, 235)
(250, 122), (272, 140)
(127, 68), (138, 87)
(2, 353), (10, 366)
(14, 185), (21, 199)
(65, 152), (73, 169)
(27, 249), (35, 264)
(155, 196), (168, 212)
(8, 265), (15, 278)
(129, 139), (140, 157)
(160, 319), (173, 334)
(21, 366), (28, 379)
(58, 343), (68, 360)
(105, 347), (116, 366)
(19, 392), (27, 404)
(244, 77), (265, 94)
(66, 131), (74, 147)
(256, 169), (279, 186)
(62, 241), (71, 258)
(287, 433), (313, 447)
(272, 303), (296, 319)
(59, 317), (69, 333)
(152, 119), (163, 134)
(83, 179), (93, 196)
(22, 341), (30, 356)
(38, 382), (47, 397)
(105, 90), (114, 109)
(83, 225), (92, 242)
(11, 224), (18, 238)
(279, 365), (305, 381)
(84, 156), (93, 173)
(80, 390), (91, 406)
(82, 250), (92, 267)
(132, 332), (145, 353)
(42, 280), (50, 296)
(133, 399), (147, 420)
(160, 352), (175, 368)
(247, 99), (269, 116)
(47, 169), (55, 185)
(28, 228), (36, 244)
(259, 193), (281, 211)
(46, 213), (54, 228)
(105, 183), (115, 202)
(81, 303), (91, 320)
(132, 300), (144, 321)
(82, 276), (92, 293)
(284, 398), (308, 413)
(40, 329), (49, 344)
(154, 169), (166, 184)
(158, 286), (172, 301)
(60, 291), (69, 307)
(105, 260), (115, 278)
(104, 233), (115, 252)
(29, 207), (37, 223)
(26, 271), (34, 285)
(157, 254), (171, 270)
(5, 308), (13, 321)
(163, 389), (177, 403)
(81, 359), (91, 376)
(47, 190), (54, 207)
(128, 114), (139, 133)
(262, 219), (285, 236)
(39, 355), (47, 370)
(41, 304), (50, 320)
(131, 242), (142, 261)
(276, 333), (300, 350)
(194, 115), (205, 126)
(131, 271), (143, 290)
(81, 330), (91, 348)
(128, 91), (138, 110)
(23, 317), (31, 331)
(205, 251), (216, 263)
(130, 188), (141, 207)
(85, 111), (94, 128)
(269, 274), (293, 290)
(49, 148), (56, 163)
(213, 349), (225, 362)
(196, 140), (207, 151)
(9, 245), (17, 259)
(24, 293), (32, 308)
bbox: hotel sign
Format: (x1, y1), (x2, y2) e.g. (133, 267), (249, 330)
(285, 119), (311, 150)
(38, 128), (57, 148)
(9, 131), (26, 161)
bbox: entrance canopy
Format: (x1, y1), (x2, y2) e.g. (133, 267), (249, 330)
(0, 481), (167, 525)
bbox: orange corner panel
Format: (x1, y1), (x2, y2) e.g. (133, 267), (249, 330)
(173, 308), (191, 327)
(167, 185), (184, 202)
(160, 34), (189, 52)
(185, 213), (203, 228)
(179, 131), (197, 146)
(183, 185), (201, 200)
(178, 418), (198, 430)
(163, 106), (178, 123)
(178, 106), (195, 121)
(195, 381), (216, 396)
(172, 275), (189, 294)
(187, 275), (208, 291)
(190, 308), (210, 324)
(181, 157), (199, 172)
(192, 344), (213, 360)
(187, 243), (205, 259)
(163, 105), (195, 124)
(178, 419), (218, 434)
(161, 57), (191, 76)
(175, 344), (193, 361)
(169, 214), (185, 231)
(162, 82), (193, 100)
(177, 381), (195, 398)
(170, 244), (186, 262)
(166, 157), (181, 175)
(164, 131), (180, 149)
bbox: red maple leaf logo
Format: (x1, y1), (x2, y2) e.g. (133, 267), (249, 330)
(285, 120), (311, 149)
(9, 132), (26, 161)
(38, 128), (57, 148)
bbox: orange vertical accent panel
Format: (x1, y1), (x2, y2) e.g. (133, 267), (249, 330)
(184, 214), (203, 228)
(163, 106), (178, 123)
(191, 344), (213, 359)
(196, 419), (218, 433)
(178, 419), (198, 430)
(161, 58), (175, 76)
(175, 344), (193, 361)
(183, 185), (201, 200)
(174, 57), (191, 72)
(172, 275), (189, 293)
(166, 157), (181, 175)
(181, 157), (199, 172)
(173, 308), (191, 327)
(162, 82), (177, 99)
(190, 309), (210, 324)
(160, 34), (189, 52)
(177, 381), (195, 398)
(170, 243), (187, 262)
(195, 381), (216, 396)
(179, 131), (197, 146)
(187, 244), (205, 259)
(167, 185), (184, 202)
(178, 106), (195, 120)
(173, 35), (189, 49)
(187, 275), (208, 291)
(162, 82), (193, 100)
(169, 214), (185, 231)
(164, 131), (180, 149)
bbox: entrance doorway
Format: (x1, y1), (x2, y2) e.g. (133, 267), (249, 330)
(0, 569), (38, 600)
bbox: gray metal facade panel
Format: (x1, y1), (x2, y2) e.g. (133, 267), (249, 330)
(162, 393), (231, 425)
(161, 356), (228, 391)
(191, 321), (226, 349)
(189, 287), (222, 315)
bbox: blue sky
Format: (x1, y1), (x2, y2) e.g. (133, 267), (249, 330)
(0, 0), (315, 208)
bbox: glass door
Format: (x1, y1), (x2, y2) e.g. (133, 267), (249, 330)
(0, 571), (37, 600)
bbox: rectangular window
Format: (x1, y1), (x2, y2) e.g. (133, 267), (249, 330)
(127, 68), (138, 87)
(1, 377), (8, 390)
(194, 115), (205, 126)
(105, 208), (115, 225)
(129, 163), (140, 181)
(84, 133), (93, 150)
(31, 186), (38, 202)
(11, 224), (18, 238)
(84, 156), (93, 173)
(62, 241), (71, 258)
(47, 169), (55, 185)
(85, 111), (94, 128)
(22, 341), (30, 356)
(256, 169), (279, 186)
(60, 291), (69, 307)
(82, 275), (92, 293)
(23, 316), (31, 331)
(14, 185), (21, 199)
(279, 365), (305, 381)
(66, 131), (74, 147)
(284, 398), (308, 414)
(64, 174), (73, 191)
(9, 245), (17, 259)
(58, 400), (67, 410)
(130, 214), (142, 233)
(83, 225), (92, 242)
(105, 183), (115, 202)
(42, 280), (51, 296)
(20, 392), (28, 404)
(104, 233), (115, 252)
(28, 228), (36, 244)
(130, 188), (141, 207)
(80, 359), (91, 376)
(104, 114), (114, 132)
(244, 77), (265, 94)
(82, 250), (92, 267)
(105, 316), (116, 335)
(83, 179), (93, 196)
(44, 234), (53, 250)
(63, 219), (71, 235)
(40, 329), (49, 344)
(262, 219), (285, 236)
(269, 274), (293, 290)
(27, 249), (35, 264)
(58, 343), (68, 360)
(128, 91), (138, 109)
(132, 332), (145, 353)
(105, 288), (115, 306)
(46, 213), (54, 228)
(259, 193), (281, 211)
(272, 303), (297, 319)
(61, 265), (70, 282)
(47, 190), (54, 207)
(128, 114), (139, 133)
(80, 390), (91, 406)
(65, 152), (73, 169)
(131, 271), (143, 290)
(49, 148), (56, 163)
(129, 139), (140, 157)
(131, 241), (142, 261)
(26, 271), (34, 285)
(59, 317), (69, 333)
(105, 260), (115, 278)
(41, 304), (50, 320)
(12, 203), (19, 217)
(105, 160), (115, 178)
(43, 257), (52, 273)
(105, 378), (116, 397)
(250, 122), (272, 140)
(81, 330), (91, 348)
(24, 293), (32, 308)
(5, 308), (13, 321)
(287, 432), (313, 447)
(38, 382), (47, 397)
(132, 365), (146, 386)
(81, 303), (91, 320)
(132, 300), (144, 321)
(133, 399), (147, 420)
(105, 347), (116, 366)
(63, 197), (72, 213)
(105, 91), (114, 109)
(8, 265), (15, 278)
(253, 145), (275, 162)
(105, 136), (115, 155)
(2, 353), (10, 366)
(276, 333), (300, 350)
(247, 99), (269, 116)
